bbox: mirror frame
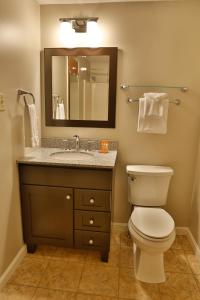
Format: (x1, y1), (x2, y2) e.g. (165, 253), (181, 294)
(44, 47), (118, 128)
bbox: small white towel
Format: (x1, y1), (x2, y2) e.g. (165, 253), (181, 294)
(27, 104), (39, 147)
(137, 93), (169, 134)
(56, 103), (66, 120)
(144, 93), (168, 117)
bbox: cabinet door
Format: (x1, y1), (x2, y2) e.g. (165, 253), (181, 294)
(21, 185), (73, 247)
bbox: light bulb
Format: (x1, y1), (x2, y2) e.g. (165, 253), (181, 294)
(60, 20), (101, 47)
(87, 21), (101, 46)
(87, 21), (98, 35)
(60, 21), (75, 46)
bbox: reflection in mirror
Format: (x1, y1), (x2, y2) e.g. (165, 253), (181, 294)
(52, 55), (109, 121)
(44, 47), (117, 128)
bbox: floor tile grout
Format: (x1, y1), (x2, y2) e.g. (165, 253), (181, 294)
(76, 260), (86, 294)
(36, 258), (51, 290)
(30, 286), (38, 300)
(118, 262), (121, 299)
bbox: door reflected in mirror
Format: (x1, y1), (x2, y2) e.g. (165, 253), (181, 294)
(52, 55), (109, 121)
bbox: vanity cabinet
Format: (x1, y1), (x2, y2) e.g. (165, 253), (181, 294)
(18, 164), (113, 261)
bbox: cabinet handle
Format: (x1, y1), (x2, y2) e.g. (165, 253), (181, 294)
(89, 239), (94, 245)
(89, 219), (94, 225)
(66, 195), (71, 200)
(89, 198), (95, 204)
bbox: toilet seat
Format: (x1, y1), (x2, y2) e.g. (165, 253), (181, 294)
(129, 221), (174, 242)
(130, 207), (175, 240)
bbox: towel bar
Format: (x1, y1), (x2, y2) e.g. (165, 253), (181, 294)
(127, 98), (181, 106)
(120, 84), (188, 92)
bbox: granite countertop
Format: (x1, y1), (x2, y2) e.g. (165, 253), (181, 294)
(17, 147), (117, 169)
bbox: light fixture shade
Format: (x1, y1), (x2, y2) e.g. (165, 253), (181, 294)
(60, 21), (74, 35)
(59, 17), (98, 33)
(87, 21), (98, 34)
(60, 21), (74, 45)
(59, 17), (101, 47)
(87, 20), (101, 46)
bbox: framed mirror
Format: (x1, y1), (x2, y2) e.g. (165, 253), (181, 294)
(44, 47), (118, 128)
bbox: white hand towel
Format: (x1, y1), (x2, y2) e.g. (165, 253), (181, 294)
(137, 93), (169, 134)
(59, 103), (66, 119)
(144, 93), (168, 117)
(27, 104), (39, 147)
(56, 103), (66, 120)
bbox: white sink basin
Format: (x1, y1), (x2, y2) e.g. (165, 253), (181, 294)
(50, 150), (94, 161)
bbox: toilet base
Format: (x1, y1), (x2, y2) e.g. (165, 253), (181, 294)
(133, 243), (165, 283)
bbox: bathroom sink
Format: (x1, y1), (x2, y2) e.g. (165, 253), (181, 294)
(50, 150), (94, 161)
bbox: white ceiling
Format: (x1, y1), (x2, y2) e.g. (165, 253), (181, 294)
(38, 0), (177, 5)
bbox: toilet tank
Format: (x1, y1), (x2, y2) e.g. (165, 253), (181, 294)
(126, 165), (174, 206)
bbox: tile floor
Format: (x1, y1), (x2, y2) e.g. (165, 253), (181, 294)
(1, 231), (200, 299)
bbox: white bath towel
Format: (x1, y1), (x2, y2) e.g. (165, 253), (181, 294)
(56, 103), (66, 120)
(137, 93), (169, 134)
(27, 104), (39, 147)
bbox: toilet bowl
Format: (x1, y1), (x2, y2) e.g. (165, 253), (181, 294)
(128, 206), (175, 283)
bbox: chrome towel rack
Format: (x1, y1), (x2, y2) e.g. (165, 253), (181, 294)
(120, 84), (188, 92)
(120, 83), (189, 106)
(127, 98), (181, 105)
(18, 89), (35, 106)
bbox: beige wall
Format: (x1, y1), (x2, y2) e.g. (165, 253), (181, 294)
(41, 1), (200, 225)
(0, 0), (40, 276)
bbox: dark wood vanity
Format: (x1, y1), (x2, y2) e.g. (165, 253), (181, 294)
(18, 163), (114, 261)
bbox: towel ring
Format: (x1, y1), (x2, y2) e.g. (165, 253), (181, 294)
(18, 89), (35, 106)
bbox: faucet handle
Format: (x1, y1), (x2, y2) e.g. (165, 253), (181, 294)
(62, 139), (69, 150)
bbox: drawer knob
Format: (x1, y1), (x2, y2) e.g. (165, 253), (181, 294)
(89, 198), (95, 204)
(66, 195), (71, 200)
(89, 219), (94, 225)
(89, 239), (94, 245)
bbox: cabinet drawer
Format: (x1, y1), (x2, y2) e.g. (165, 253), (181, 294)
(75, 189), (110, 211)
(74, 210), (110, 232)
(19, 165), (112, 190)
(74, 230), (109, 250)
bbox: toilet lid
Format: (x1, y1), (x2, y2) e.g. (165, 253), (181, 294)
(126, 165), (173, 176)
(131, 207), (175, 239)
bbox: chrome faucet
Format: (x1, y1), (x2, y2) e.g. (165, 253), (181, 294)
(73, 135), (80, 152)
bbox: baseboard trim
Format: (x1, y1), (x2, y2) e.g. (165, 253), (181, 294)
(112, 222), (128, 232)
(175, 226), (189, 235)
(0, 245), (27, 290)
(176, 227), (200, 255)
(112, 224), (194, 234)
(112, 223), (200, 255)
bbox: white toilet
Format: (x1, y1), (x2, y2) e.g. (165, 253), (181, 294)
(126, 165), (175, 284)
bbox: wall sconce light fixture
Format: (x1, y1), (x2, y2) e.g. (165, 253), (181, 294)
(59, 17), (98, 33)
